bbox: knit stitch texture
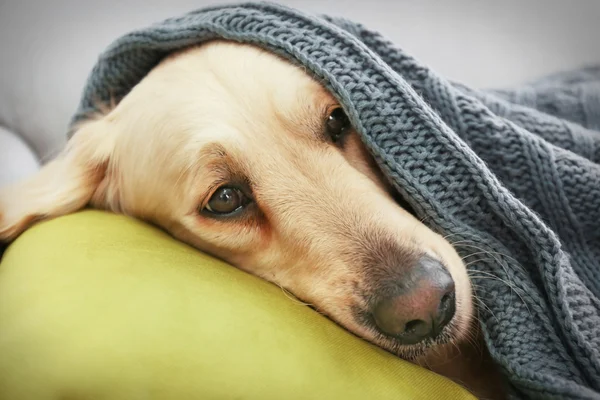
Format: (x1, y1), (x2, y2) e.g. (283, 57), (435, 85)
(71, 3), (600, 399)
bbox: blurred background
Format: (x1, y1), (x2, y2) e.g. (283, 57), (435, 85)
(1, 0), (599, 186)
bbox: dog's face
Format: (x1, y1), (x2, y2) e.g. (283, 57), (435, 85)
(0, 41), (472, 360)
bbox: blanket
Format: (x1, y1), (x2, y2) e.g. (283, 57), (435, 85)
(70, 3), (600, 399)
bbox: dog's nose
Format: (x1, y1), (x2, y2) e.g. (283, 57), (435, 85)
(372, 256), (456, 345)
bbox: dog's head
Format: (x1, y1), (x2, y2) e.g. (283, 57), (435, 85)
(0, 41), (472, 360)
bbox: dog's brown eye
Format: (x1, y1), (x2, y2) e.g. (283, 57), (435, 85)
(204, 186), (249, 216)
(326, 108), (350, 143)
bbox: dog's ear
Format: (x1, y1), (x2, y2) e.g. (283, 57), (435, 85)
(0, 118), (115, 241)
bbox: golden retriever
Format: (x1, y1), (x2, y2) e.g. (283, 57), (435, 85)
(0, 41), (504, 399)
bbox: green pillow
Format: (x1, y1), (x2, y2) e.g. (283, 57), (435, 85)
(0, 210), (474, 400)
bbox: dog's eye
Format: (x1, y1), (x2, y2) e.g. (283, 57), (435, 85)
(326, 108), (350, 143)
(204, 186), (250, 216)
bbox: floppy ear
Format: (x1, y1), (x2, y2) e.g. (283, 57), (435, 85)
(0, 118), (115, 241)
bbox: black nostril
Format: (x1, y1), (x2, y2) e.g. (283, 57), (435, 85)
(436, 290), (456, 330)
(439, 292), (453, 315)
(404, 319), (431, 337)
(441, 294), (451, 305)
(440, 293), (453, 313)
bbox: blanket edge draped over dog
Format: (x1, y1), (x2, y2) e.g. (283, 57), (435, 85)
(70, 3), (600, 399)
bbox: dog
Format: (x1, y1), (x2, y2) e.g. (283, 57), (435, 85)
(0, 41), (505, 399)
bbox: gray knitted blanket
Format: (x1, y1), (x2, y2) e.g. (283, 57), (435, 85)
(72, 3), (600, 399)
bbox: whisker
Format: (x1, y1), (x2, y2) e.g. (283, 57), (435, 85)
(469, 271), (532, 316)
(465, 329), (482, 356)
(466, 253), (516, 302)
(453, 240), (531, 316)
(442, 232), (464, 241)
(461, 250), (503, 261)
(452, 241), (522, 290)
(278, 284), (314, 307)
(470, 288), (500, 321)
(463, 258), (499, 268)
(452, 241), (525, 271)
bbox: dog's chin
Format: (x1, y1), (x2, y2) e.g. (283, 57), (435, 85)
(366, 319), (461, 361)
